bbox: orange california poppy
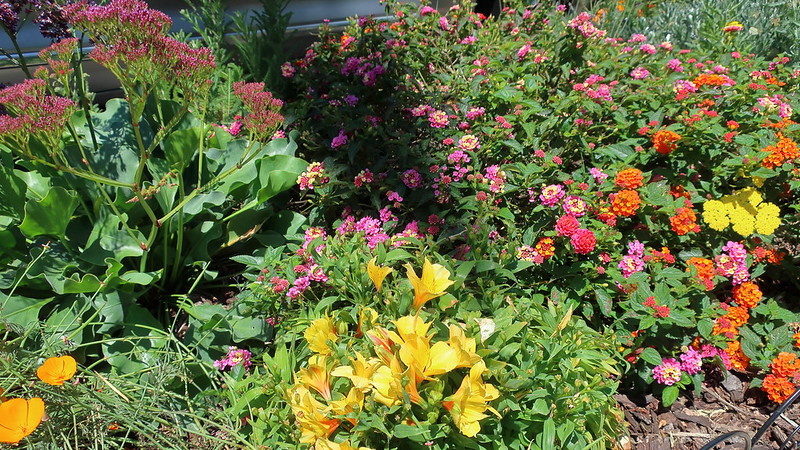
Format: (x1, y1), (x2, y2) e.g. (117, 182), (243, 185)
(0, 397), (45, 443)
(36, 355), (77, 386)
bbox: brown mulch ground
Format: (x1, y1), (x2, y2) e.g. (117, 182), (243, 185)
(619, 373), (800, 449)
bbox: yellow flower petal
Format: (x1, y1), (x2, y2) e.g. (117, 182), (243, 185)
(367, 258), (393, 292)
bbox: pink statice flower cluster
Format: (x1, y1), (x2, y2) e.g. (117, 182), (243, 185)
(297, 162), (329, 190)
(0, 79), (76, 143)
(214, 346), (252, 371)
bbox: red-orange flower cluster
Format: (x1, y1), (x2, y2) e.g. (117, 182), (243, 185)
(761, 136), (799, 169)
(762, 352), (800, 403)
(614, 168), (644, 189)
(610, 189), (641, 216)
(724, 341), (750, 371)
(693, 73), (729, 87)
(669, 206), (699, 235)
(652, 129), (681, 155)
(770, 352), (800, 377)
(752, 246), (786, 264)
(686, 257), (714, 290)
(534, 237), (555, 259)
(732, 282), (762, 309)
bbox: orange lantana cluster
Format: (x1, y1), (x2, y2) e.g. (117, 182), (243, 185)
(614, 168), (644, 189)
(652, 129), (681, 155)
(713, 282), (763, 340)
(686, 257), (715, 290)
(752, 246), (786, 264)
(761, 135), (799, 169)
(669, 205), (700, 235)
(610, 189), (641, 216)
(692, 73), (730, 88)
(763, 352), (800, 403)
(724, 341), (750, 371)
(732, 281), (763, 309)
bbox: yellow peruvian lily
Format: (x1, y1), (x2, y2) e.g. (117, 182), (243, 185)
(331, 351), (380, 392)
(330, 387), (364, 426)
(390, 314), (432, 344)
(370, 356), (405, 407)
(398, 334), (458, 383)
(448, 324), (481, 368)
(442, 361), (500, 438)
(404, 258), (454, 310)
(356, 307), (378, 337)
(367, 257), (393, 292)
(304, 316), (338, 355)
(296, 355), (332, 401)
(288, 385), (340, 444)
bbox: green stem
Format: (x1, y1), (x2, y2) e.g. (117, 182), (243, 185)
(168, 173), (186, 286)
(8, 33), (32, 79)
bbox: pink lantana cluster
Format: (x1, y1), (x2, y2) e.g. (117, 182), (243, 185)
(566, 12), (606, 39)
(573, 74), (614, 103)
(401, 169), (423, 188)
(428, 110), (450, 128)
(618, 240), (646, 278)
(214, 346), (252, 371)
(483, 165), (506, 193)
(534, 184), (566, 206)
(653, 347), (731, 385)
(715, 241), (749, 285)
(562, 195), (588, 217)
(297, 162), (329, 191)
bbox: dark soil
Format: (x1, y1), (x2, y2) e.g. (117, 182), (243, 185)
(619, 373), (800, 449)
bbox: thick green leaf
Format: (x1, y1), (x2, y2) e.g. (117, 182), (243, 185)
(0, 164), (26, 220)
(0, 295), (53, 328)
(661, 386), (680, 407)
(640, 347), (662, 366)
(19, 186), (79, 238)
(163, 126), (201, 169)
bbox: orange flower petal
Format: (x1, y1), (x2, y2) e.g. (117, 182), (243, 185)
(37, 355), (77, 386)
(0, 397), (45, 443)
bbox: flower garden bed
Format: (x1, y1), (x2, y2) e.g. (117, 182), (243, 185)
(1, 0), (800, 448)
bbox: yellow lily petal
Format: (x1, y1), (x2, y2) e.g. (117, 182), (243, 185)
(367, 257), (393, 292)
(304, 316), (338, 355)
(405, 258), (454, 310)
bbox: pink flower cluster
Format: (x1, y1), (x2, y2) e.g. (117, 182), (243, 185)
(573, 75), (614, 103)
(566, 12), (606, 39)
(214, 346), (252, 371)
(535, 184), (565, 206)
(233, 81), (285, 139)
(401, 169), (422, 188)
(618, 241), (645, 278)
(0, 79), (76, 141)
(652, 347), (731, 385)
(331, 129), (348, 149)
(297, 162), (329, 190)
(715, 241), (749, 285)
(484, 165), (506, 193)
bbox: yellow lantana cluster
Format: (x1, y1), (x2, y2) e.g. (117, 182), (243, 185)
(702, 188), (781, 236)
